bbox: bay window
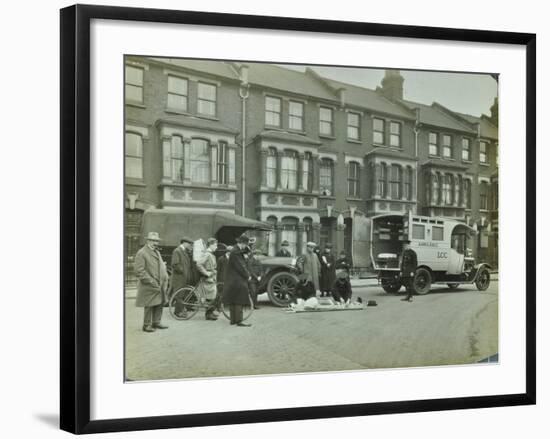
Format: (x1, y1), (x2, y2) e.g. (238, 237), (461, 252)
(280, 151), (298, 191)
(320, 158), (334, 196)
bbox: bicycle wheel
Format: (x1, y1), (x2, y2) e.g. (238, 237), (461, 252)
(221, 295), (254, 322)
(169, 287), (200, 320)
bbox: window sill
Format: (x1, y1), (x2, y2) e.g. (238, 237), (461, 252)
(346, 197), (362, 202)
(319, 195), (336, 200)
(196, 113), (219, 121)
(462, 159), (473, 164)
(125, 101), (146, 109)
(479, 162), (490, 167)
(264, 124), (284, 131)
(346, 138), (362, 144)
(159, 181), (237, 191)
(287, 128), (306, 135)
(165, 108), (191, 116)
(319, 134), (336, 140)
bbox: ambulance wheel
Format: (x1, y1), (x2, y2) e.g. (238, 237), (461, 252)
(475, 268), (491, 291)
(413, 268), (432, 295)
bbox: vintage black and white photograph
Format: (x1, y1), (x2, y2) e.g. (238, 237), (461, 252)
(124, 57), (499, 382)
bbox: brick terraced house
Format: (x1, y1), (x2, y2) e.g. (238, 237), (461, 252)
(124, 57), (498, 283)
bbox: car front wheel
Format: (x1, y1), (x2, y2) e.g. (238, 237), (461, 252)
(267, 271), (299, 307)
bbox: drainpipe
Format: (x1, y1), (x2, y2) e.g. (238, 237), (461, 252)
(238, 66), (250, 216)
(413, 108), (420, 211)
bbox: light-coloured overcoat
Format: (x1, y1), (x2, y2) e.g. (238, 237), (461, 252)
(134, 245), (169, 307)
(298, 251), (321, 291)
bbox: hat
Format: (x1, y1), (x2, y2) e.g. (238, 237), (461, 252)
(306, 241), (317, 247)
(236, 234), (250, 244)
(146, 232), (161, 241)
(281, 240), (289, 246)
(180, 236), (193, 244)
(336, 270), (348, 279)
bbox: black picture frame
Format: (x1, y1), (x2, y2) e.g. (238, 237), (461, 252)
(60, 4), (536, 434)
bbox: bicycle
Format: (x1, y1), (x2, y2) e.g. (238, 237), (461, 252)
(168, 280), (254, 321)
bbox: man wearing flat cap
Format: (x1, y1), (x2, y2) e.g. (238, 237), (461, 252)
(170, 236), (197, 319)
(134, 232), (170, 332)
(296, 241), (321, 297)
(222, 234), (253, 327)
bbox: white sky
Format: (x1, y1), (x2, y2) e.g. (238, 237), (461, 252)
(279, 64), (498, 117)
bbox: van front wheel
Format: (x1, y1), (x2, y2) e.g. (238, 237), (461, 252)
(413, 268), (432, 295)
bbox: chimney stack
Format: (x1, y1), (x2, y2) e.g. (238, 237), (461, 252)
(380, 69), (404, 102)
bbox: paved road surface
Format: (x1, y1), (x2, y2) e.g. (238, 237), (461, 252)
(125, 281), (498, 381)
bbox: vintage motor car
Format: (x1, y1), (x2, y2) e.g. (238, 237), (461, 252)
(139, 208), (299, 306)
(370, 211), (492, 295)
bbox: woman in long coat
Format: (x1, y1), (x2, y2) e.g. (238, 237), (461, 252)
(222, 235), (252, 326)
(320, 243), (336, 297)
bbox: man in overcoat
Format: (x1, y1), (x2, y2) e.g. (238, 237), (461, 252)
(247, 249), (263, 309)
(400, 241), (418, 302)
(222, 235), (253, 327)
(134, 232), (170, 332)
(297, 241), (321, 296)
(170, 236), (196, 318)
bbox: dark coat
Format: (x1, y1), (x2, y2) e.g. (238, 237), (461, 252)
(135, 245), (169, 307)
(247, 256), (263, 284)
(170, 246), (195, 293)
(217, 254), (230, 284)
(320, 252), (336, 291)
(222, 246), (251, 306)
(401, 248), (418, 278)
(331, 278), (353, 302)
(276, 248), (292, 257)
(294, 280), (315, 302)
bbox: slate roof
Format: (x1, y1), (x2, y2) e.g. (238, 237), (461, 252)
(455, 113), (499, 140)
(149, 57), (239, 80)
(245, 63), (337, 101)
(321, 78), (415, 119)
(401, 100), (477, 134)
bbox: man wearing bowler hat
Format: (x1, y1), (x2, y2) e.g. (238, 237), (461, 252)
(134, 232), (170, 332)
(222, 234), (253, 327)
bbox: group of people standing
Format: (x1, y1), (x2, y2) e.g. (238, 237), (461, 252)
(134, 232), (261, 332)
(281, 240), (353, 306)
